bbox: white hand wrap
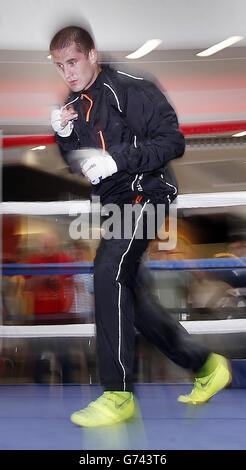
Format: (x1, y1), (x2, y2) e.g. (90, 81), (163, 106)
(81, 152), (118, 185)
(51, 108), (74, 137)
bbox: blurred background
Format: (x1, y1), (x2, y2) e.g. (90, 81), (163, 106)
(1, 0), (246, 386)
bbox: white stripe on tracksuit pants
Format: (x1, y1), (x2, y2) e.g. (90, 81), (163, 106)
(93, 198), (210, 392)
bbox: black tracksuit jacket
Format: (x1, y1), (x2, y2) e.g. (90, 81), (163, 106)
(55, 65), (185, 205)
(54, 66), (210, 391)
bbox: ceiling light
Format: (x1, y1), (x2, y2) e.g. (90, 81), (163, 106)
(30, 146), (46, 151)
(232, 131), (246, 137)
(46, 55), (52, 60)
(196, 35), (244, 57)
(126, 39), (162, 59)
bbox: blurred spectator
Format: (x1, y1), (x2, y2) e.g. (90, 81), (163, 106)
(148, 216), (199, 262)
(147, 226), (197, 311)
(188, 235), (246, 313)
(2, 274), (32, 323)
(215, 235), (246, 259)
(188, 271), (235, 309)
(2, 252), (33, 323)
(148, 237), (195, 261)
(214, 235), (246, 308)
(22, 231), (75, 321)
(68, 242), (94, 322)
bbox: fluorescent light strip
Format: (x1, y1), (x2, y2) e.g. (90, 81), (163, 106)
(126, 39), (162, 59)
(197, 35), (244, 57)
(30, 146), (46, 151)
(232, 131), (246, 137)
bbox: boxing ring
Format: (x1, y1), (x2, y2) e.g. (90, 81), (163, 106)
(1, 133), (246, 451)
(1, 383), (245, 451)
(1, 258), (246, 451)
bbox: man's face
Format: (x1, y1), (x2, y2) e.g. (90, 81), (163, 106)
(52, 42), (99, 92)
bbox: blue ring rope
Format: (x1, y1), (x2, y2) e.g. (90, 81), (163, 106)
(2, 258), (246, 276)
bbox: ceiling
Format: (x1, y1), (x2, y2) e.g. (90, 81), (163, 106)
(0, 0), (246, 132)
(1, 0), (246, 51)
(1, 0), (246, 200)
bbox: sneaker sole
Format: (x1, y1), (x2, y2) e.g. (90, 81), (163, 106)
(70, 406), (135, 427)
(178, 358), (232, 405)
(70, 413), (134, 427)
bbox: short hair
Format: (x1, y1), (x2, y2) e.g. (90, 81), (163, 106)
(49, 26), (95, 57)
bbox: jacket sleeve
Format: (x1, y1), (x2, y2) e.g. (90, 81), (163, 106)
(54, 130), (80, 167)
(110, 81), (185, 173)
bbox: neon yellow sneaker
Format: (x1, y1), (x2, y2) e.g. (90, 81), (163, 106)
(178, 353), (232, 405)
(70, 391), (135, 427)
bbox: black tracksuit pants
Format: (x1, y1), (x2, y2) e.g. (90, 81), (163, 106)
(94, 198), (210, 392)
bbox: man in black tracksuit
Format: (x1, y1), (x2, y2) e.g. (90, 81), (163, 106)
(50, 26), (231, 427)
